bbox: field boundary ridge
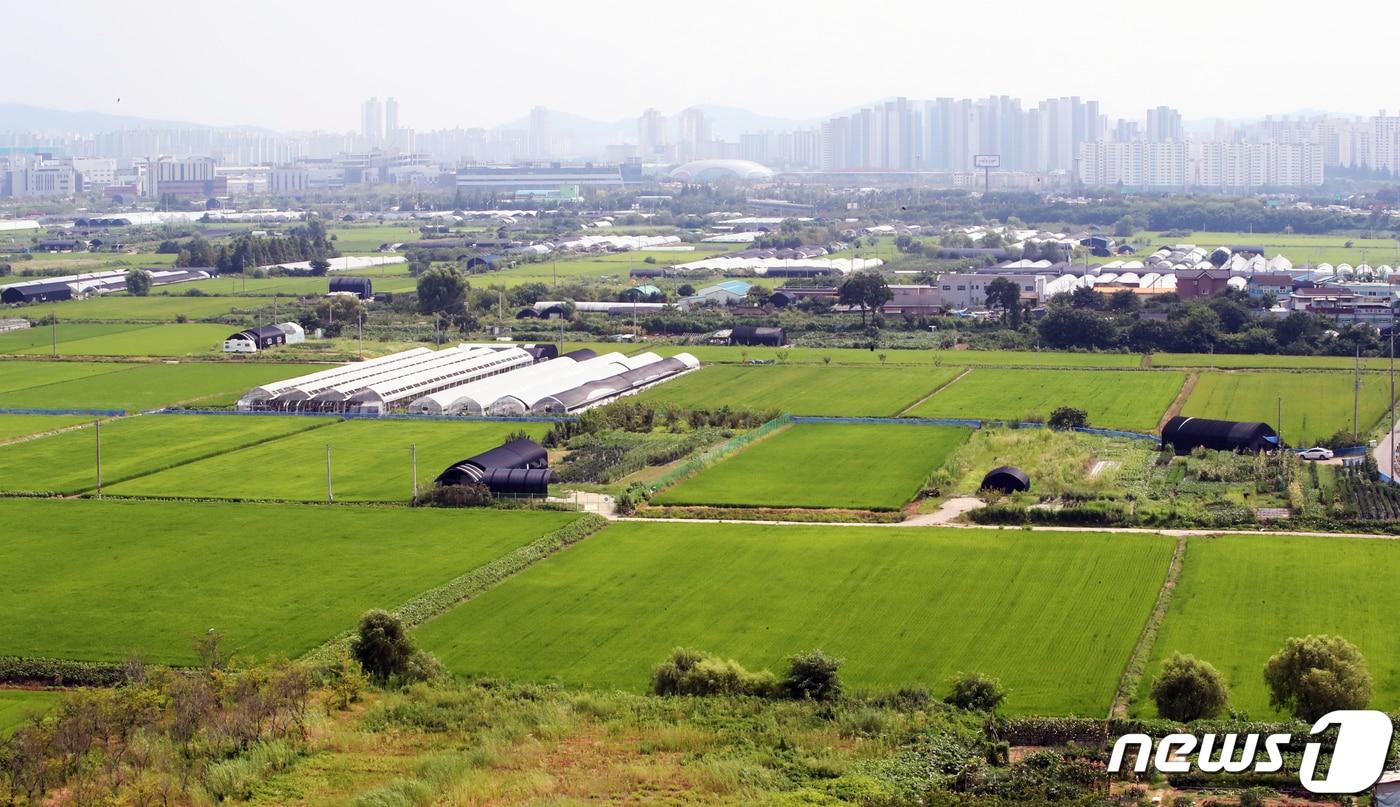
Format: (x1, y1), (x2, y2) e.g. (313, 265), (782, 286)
(1109, 534), (1188, 719)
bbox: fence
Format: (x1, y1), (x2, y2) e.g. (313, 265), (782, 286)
(650, 414), (793, 492)
(147, 408), (573, 424)
(0, 407), (125, 417)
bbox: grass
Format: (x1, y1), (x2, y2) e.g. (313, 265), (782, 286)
(26, 294), (272, 322)
(654, 423), (970, 510)
(909, 369), (1185, 432)
(0, 415), (332, 495)
(326, 224), (424, 253)
(7, 323), (233, 357)
(0, 323), (137, 353)
(1152, 353), (1398, 371)
(489, 249), (729, 288)
(415, 521), (1176, 716)
(634, 364), (963, 417)
(0, 361), (327, 411)
(108, 418), (550, 502)
(1140, 230), (1400, 268)
(1137, 534), (1400, 718)
(1180, 370), (1393, 445)
(0, 414), (94, 442)
(0, 498), (577, 664)
(937, 427), (1147, 498)
(0, 690), (59, 735)
(641, 344), (1144, 368)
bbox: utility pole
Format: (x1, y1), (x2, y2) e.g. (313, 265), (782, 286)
(1354, 346), (1362, 440)
(94, 419), (103, 498)
(1276, 396), (1282, 448)
(50, 309), (57, 357)
(325, 445), (334, 503)
(357, 312), (363, 359)
(1391, 305), (1396, 480)
(411, 443), (418, 499)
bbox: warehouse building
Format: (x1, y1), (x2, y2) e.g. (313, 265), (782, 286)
(1160, 416), (1280, 453)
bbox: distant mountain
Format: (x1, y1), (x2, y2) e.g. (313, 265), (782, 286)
(0, 103), (262, 135)
(688, 104), (821, 138)
(493, 104), (825, 157)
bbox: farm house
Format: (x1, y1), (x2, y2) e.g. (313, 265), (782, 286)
(1160, 416), (1280, 453)
(981, 466), (1031, 493)
(223, 324), (288, 353)
(329, 276), (373, 299)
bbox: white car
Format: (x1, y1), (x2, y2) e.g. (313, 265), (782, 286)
(1297, 447), (1335, 461)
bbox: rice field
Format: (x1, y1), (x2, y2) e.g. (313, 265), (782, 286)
(1180, 370), (1393, 445)
(641, 344), (1145, 368)
(653, 422), (972, 510)
(1140, 231), (1400, 268)
(6, 323), (232, 357)
(0, 360), (327, 411)
(29, 294), (271, 322)
(1137, 534), (1400, 718)
(0, 498), (577, 664)
(0, 414), (94, 443)
(108, 417), (550, 502)
(0, 414), (332, 495)
(634, 364), (963, 417)
(1152, 352), (1397, 372)
(487, 248), (731, 287)
(909, 368), (1185, 432)
(416, 521), (1177, 716)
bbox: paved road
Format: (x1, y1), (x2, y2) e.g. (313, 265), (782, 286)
(1375, 425), (1399, 480)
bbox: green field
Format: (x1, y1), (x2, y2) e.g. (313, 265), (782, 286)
(653, 423), (971, 510)
(1181, 371), (1392, 445)
(109, 418), (550, 502)
(489, 249), (729, 287)
(152, 268), (418, 298)
(0, 323), (135, 353)
(0, 360), (325, 411)
(1138, 534), (1400, 717)
(635, 364), (962, 417)
(0, 498), (577, 664)
(0, 414), (94, 443)
(909, 369), (1185, 432)
(1141, 231), (1400, 268)
(30, 294), (270, 322)
(416, 522), (1175, 716)
(1153, 353), (1397, 372)
(0, 414), (332, 494)
(0, 690), (59, 735)
(326, 224), (424, 253)
(642, 344), (1144, 368)
(7, 323), (232, 357)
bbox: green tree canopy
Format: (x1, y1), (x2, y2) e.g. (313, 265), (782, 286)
(1152, 653), (1229, 722)
(1264, 635), (1372, 721)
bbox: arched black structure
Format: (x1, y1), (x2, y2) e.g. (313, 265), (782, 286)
(1160, 416), (1279, 454)
(981, 466), (1030, 494)
(729, 325), (785, 346)
(434, 438), (549, 487)
(329, 276), (373, 299)
(480, 467), (557, 496)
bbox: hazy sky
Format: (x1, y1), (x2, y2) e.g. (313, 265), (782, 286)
(10, 0), (1397, 131)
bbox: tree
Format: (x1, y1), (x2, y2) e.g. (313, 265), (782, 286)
(678, 283), (696, 297)
(1069, 285), (1104, 310)
(1108, 289), (1141, 314)
(944, 672), (1007, 712)
(1047, 407), (1088, 430)
(416, 266), (469, 315)
(350, 610), (417, 683)
(308, 258), (331, 276)
(125, 269), (152, 297)
(783, 649), (843, 701)
(1112, 215), (1139, 238)
(1151, 653), (1229, 722)
(1036, 306), (1116, 350)
(1264, 635), (1372, 721)
(985, 277), (1023, 327)
(839, 269), (892, 326)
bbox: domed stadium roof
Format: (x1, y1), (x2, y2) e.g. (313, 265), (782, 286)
(669, 159), (775, 182)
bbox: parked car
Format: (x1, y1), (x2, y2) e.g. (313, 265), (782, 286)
(1297, 446), (1335, 461)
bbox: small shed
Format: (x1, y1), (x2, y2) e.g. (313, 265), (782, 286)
(434, 438), (550, 487)
(981, 466), (1031, 494)
(1160, 416), (1279, 454)
(329, 276), (373, 299)
(223, 325), (287, 353)
(480, 467), (557, 497)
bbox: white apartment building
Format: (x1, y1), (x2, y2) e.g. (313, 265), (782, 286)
(1077, 141), (1188, 188)
(1195, 142), (1324, 189)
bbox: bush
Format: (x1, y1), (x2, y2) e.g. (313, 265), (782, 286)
(1264, 634), (1372, 721)
(1151, 653), (1229, 722)
(783, 649), (843, 701)
(944, 672), (1007, 712)
(1047, 406), (1088, 431)
(351, 610), (417, 683)
(411, 483), (492, 507)
(651, 647), (777, 697)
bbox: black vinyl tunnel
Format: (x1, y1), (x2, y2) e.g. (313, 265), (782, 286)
(434, 438), (550, 489)
(981, 466), (1030, 494)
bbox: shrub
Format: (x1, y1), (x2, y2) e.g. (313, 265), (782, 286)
(1264, 635), (1372, 721)
(351, 610), (417, 683)
(1047, 406), (1088, 431)
(783, 649), (843, 701)
(1151, 653), (1229, 722)
(944, 672), (1007, 712)
(651, 647), (777, 697)
(411, 483), (492, 507)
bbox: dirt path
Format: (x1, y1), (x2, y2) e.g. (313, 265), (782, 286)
(896, 367), (971, 417)
(1155, 371), (1197, 433)
(902, 496), (985, 526)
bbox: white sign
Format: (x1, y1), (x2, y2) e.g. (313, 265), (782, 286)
(973, 154), (1001, 168)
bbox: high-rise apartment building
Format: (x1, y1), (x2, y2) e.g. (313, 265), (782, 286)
(360, 97), (384, 145)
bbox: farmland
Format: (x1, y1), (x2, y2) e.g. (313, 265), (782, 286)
(0, 360), (326, 411)
(0, 414), (93, 442)
(0, 323), (135, 353)
(415, 522), (1176, 716)
(0, 498), (577, 664)
(909, 368), (1185, 431)
(0, 690), (58, 735)
(1152, 352), (1397, 372)
(634, 364), (963, 417)
(1138, 534), (1400, 717)
(0, 414), (332, 494)
(6, 323), (233, 357)
(654, 422), (970, 510)
(32, 294), (270, 322)
(489, 249), (727, 287)
(1140, 230), (1400, 268)
(642, 344), (1144, 368)
(1180, 370), (1392, 444)
(108, 417), (550, 502)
